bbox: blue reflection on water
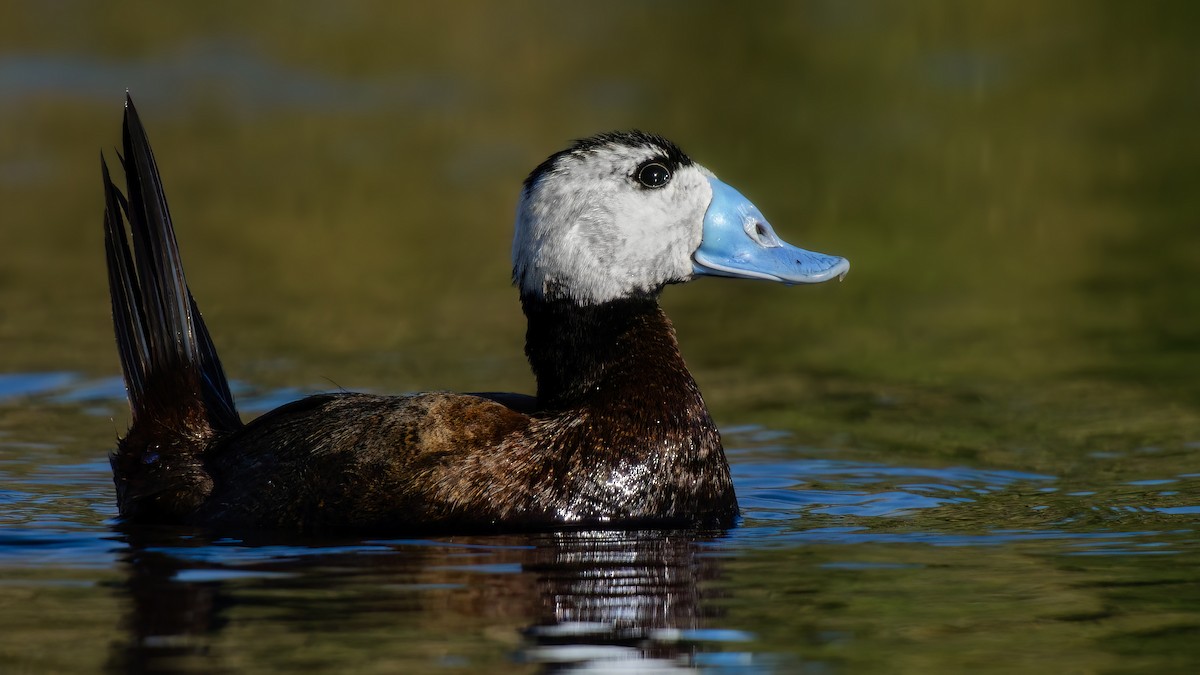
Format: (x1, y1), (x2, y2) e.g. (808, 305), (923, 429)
(0, 375), (1197, 673)
(0, 377), (1197, 571)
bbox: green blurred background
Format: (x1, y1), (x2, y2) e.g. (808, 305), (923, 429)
(2, 0), (1198, 467)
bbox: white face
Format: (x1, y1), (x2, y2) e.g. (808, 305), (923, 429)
(512, 134), (715, 305)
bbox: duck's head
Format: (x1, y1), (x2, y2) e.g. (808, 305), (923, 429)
(513, 131), (849, 305)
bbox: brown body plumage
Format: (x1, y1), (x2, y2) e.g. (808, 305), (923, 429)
(103, 97), (740, 533)
(195, 298), (734, 532)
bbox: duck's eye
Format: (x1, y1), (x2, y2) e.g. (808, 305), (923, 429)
(636, 162), (672, 189)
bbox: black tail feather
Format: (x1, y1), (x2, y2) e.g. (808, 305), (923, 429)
(102, 157), (150, 417)
(102, 94), (241, 436)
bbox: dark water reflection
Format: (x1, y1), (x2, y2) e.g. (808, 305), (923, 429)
(108, 528), (733, 673)
(3, 0), (1200, 672)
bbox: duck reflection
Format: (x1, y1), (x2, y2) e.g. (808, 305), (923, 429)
(106, 527), (733, 673)
(521, 530), (728, 670)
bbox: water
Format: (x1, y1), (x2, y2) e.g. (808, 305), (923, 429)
(3, 1), (1200, 672)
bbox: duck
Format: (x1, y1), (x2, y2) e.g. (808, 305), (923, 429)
(101, 95), (849, 534)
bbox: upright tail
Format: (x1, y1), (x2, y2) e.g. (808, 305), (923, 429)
(102, 94), (241, 521)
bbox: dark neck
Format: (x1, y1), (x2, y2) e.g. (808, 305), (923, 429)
(521, 292), (699, 413)
(521, 292), (737, 527)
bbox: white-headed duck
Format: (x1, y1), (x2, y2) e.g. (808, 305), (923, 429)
(102, 96), (848, 533)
